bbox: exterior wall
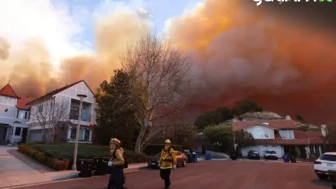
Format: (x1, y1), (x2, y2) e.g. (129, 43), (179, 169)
(244, 125), (275, 139)
(27, 81), (96, 143)
(0, 96), (29, 143)
(241, 145), (284, 158)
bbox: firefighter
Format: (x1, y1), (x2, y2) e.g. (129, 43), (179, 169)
(107, 138), (125, 189)
(159, 139), (177, 189)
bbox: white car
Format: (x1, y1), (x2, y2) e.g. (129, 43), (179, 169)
(314, 152), (336, 179)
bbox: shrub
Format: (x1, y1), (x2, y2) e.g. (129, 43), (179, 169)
(143, 144), (183, 156)
(19, 143), (147, 170)
(18, 144), (69, 171)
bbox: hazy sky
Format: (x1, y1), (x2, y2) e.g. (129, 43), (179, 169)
(0, 0), (202, 67)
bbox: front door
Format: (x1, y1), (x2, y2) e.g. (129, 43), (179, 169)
(0, 126), (7, 142)
(21, 128), (28, 143)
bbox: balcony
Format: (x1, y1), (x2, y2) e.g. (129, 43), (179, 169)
(69, 112), (91, 122)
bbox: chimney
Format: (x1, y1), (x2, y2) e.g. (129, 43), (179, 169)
(285, 115), (291, 120)
(321, 124), (327, 137)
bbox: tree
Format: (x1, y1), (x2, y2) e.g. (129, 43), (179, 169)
(232, 99), (263, 117)
(202, 124), (233, 153)
(234, 130), (255, 148)
(94, 69), (139, 149)
(323, 123), (336, 151)
(194, 106), (232, 131)
(121, 34), (191, 153)
(296, 115), (305, 123)
(30, 99), (69, 143)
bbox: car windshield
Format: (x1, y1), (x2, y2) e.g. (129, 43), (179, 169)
(253, 151), (259, 154)
(319, 154), (336, 161)
(269, 151), (276, 154)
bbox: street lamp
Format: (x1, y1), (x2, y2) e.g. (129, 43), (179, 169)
(72, 94), (87, 170)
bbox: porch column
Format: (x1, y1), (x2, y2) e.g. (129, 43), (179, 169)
(89, 129), (92, 142)
(304, 146), (310, 160)
(67, 127), (71, 140)
(319, 145), (322, 155)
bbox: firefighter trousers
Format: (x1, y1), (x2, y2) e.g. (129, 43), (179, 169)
(160, 168), (171, 187)
(108, 167), (124, 189)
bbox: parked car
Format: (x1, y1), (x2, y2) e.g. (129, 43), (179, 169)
(147, 151), (188, 169)
(264, 150), (278, 160)
(248, 150), (260, 160)
(314, 152), (336, 180)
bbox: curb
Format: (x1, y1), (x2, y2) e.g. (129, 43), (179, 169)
(2, 166), (147, 189)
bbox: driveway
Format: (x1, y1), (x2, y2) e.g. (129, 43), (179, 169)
(0, 146), (54, 188)
(15, 160), (332, 189)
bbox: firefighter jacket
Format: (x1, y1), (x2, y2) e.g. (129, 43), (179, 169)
(110, 148), (125, 167)
(159, 146), (177, 169)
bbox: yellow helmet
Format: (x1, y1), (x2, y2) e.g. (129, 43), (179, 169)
(110, 138), (121, 145)
(165, 139), (171, 144)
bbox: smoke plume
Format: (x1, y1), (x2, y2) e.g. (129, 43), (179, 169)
(1, 0), (336, 124)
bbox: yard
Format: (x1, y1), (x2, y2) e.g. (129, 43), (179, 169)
(19, 143), (147, 170)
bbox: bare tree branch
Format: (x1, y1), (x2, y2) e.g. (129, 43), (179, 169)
(121, 33), (191, 152)
(30, 98), (70, 143)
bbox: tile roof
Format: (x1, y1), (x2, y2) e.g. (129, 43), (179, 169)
(27, 80), (93, 105)
(232, 119), (298, 131)
(0, 84), (20, 99)
(16, 97), (35, 110)
(254, 130), (325, 145)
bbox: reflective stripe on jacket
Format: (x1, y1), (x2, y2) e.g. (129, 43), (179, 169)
(159, 147), (177, 169)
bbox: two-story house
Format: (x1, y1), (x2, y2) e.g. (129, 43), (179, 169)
(26, 80), (97, 143)
(0, 83), (33, 144)
(232, 116), (324, 159)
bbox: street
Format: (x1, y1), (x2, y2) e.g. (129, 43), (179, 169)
(17, 161), (331, 189)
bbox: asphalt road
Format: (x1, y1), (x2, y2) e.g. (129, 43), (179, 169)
(17, 160), (332, 189)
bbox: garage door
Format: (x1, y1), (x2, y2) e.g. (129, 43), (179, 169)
(28, 129), (42, 142)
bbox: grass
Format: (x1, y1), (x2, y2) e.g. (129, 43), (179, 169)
(26, 143), (139, 160)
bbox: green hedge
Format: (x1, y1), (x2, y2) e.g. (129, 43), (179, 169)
(143, 144), (183, 155)
(20, 143), (147, 170)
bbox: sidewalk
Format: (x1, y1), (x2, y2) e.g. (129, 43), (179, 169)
(1, 163), (147, 189)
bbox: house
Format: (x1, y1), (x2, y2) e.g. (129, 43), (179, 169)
(26, 80), (97, 143)
(232, 116), (325, 159)
(0, 83), (33, 144)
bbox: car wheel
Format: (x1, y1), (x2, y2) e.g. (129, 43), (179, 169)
(318, 174), (328, 180)
(182, 160), (187, 167)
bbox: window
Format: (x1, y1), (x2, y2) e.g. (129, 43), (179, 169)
(70, 129), (76, 139)
(253, 127), (270, 139)
(84, 129), (90, 141)
(25, 112), (28, 119)
(70, 106), (79, 120)
(16, 110), (19, 118)
(279, 130), (294, 139)
(15, 127), (21, 136)
(19, 112), (24, 119)
(319, 154), (336, 162)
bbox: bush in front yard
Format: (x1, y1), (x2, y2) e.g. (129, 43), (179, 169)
(18, 144), (69, 171)
(19, 143), (147, 170)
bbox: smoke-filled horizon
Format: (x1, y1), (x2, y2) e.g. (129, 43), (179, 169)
(1, 0), (336, 125)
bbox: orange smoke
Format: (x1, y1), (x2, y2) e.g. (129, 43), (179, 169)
(0, 11), (150, 97)
(167, 0), (336, 124)
(1, 0), (336, 124)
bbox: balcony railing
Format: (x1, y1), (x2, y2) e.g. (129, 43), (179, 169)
(69, 112), (91, 122)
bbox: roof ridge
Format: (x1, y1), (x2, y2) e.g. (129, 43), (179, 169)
(27, 80), (92, 105)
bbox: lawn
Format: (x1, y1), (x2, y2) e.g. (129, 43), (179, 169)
(26, 143), (141, 160)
